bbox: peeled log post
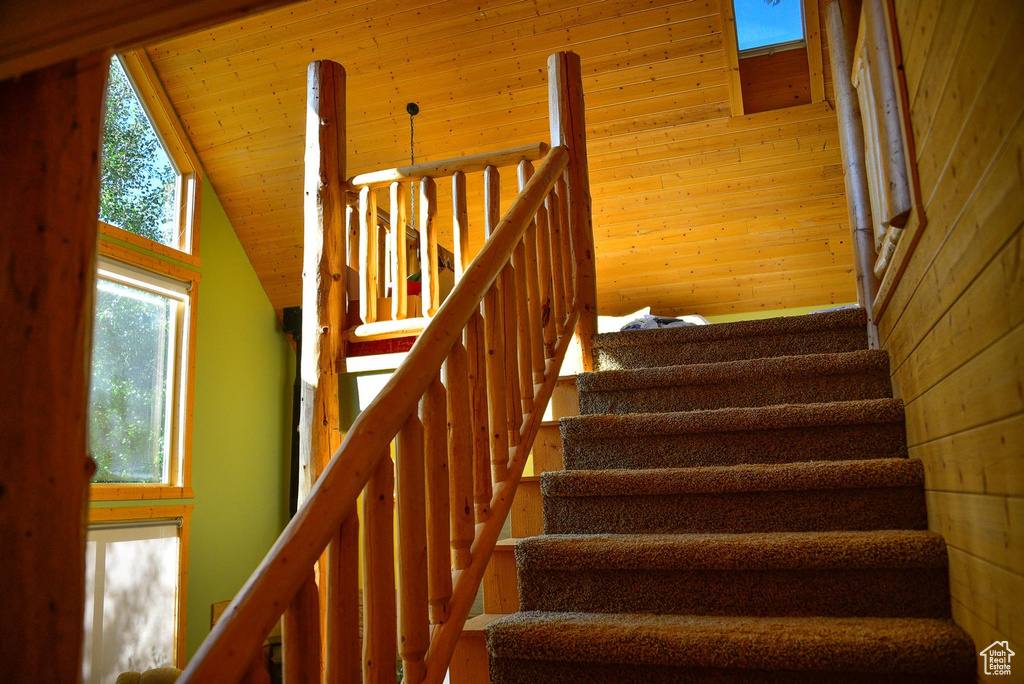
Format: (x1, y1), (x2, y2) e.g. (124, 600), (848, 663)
(549, 51), (597, 371)
(826, 0), (879, 344)
(534, 194), (557, 359)
(452, 171), (470, 279)
(518, 160), (546, 384)
(391, 181), (409, 320)
(422, 374), (452, 625)
(283, 573), (323, 684)
(0, 53), (107, 684)
(325, 505), (360, 684)
(359, 185), (378, 325)
(546, 191), (567, 336)
(445, 341), (475, 570)
(419, 177), (440, 316)
(465, 313), (493, 521)
(362, 454), (397, 684)
(396, 413), (429, 683)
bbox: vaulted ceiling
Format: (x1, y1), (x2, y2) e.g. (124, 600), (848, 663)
(148, 0), (855, 316)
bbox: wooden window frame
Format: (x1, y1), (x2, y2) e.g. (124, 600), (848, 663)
(90, 49), (202, 501)
(86, 505), (193, 671)
(720, 0), (825, 117)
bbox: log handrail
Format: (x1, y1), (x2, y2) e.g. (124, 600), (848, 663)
(348, 142), (549, 189)
(179, 145), (572, 683)
(180, 51), (595, 684)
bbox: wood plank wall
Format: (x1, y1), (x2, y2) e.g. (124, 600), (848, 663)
(882, 0), (1024, 671)
(146, 0), (853, 318)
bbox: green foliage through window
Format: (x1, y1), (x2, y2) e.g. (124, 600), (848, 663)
(99, 57), (178, 247)
(89, 278), (176, 484)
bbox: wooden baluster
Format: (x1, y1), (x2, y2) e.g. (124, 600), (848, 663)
(556, 176), (574, 313)
(482, 165), (509, 482)
(391, 181), (408, 320)
(534, 190), (556, 359)
(512, 238), (534, 416)
(359, 185), (378, 324)
(445, 340), (474, 569)
(396, 412), (429, 683)
(452, 170), (469, 280)
(546, 191), (567, 336)
(518, 161), (546, 383)
(419, 177), (439, 316)
(347, 202), (360, 271)
(362, 452), (397, 684)
(422, 374), (452, 625)
(283, 571), (323, 684)
(482, 283), (509, 483)
(465, 312), (493, 520)
(325, 506), (360, 684)
(501, 262), (522, 444)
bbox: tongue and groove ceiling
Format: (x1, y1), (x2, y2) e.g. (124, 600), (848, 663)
(147, 0), (855, 316)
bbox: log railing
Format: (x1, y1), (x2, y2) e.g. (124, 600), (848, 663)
(178, 51), (595, 684)
(344, 142), (550, 348)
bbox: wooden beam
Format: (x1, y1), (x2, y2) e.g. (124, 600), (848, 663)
(0, 0), (300, 82)
(0, 53), (109, 684)
(548, 51), (597, 371)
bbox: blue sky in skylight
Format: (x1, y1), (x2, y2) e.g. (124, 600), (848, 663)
(733, 0), (804, 52)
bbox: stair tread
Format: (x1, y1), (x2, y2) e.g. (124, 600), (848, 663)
(516, 530), (947, 570)
(541, 458), (922, 497)
(561, 398), (904, 439)
(592, 308), (867, 350)
(486, 611), (975, 674)
(463, 613), (504, 633)
(578, 349), (888, 393)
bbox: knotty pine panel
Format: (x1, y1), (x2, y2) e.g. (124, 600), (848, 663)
(148, 0), (850, 316)
(877, 0), (1024, 659)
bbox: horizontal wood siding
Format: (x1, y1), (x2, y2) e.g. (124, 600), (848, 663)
(880, 0), (1024, 674)
(147, 0), (851, 316)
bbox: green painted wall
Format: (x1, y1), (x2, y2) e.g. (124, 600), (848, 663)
(184, 177), (294, 656)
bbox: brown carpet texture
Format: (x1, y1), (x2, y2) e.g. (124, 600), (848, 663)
(486, 308), (975, 682)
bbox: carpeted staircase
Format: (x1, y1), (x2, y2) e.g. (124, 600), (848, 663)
(485, 308), (976, 683)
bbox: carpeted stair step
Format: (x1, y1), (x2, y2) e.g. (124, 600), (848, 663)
(561, 398), (908, 470)
(515, 530), (950, 619)
(593, 308), (869, 370)
(486, 612), (976, 683)
(541, 458), (926, 534)
(577, 349), (891, 415)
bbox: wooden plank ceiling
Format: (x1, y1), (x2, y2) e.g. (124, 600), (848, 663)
(148, 0), (855, 317)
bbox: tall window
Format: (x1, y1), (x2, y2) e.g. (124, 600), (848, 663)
(90, 51), (201, 501)
(83, 508), (191, 683)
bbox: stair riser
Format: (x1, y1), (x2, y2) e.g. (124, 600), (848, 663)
(543, 487), (927, 535)
(517, 568), (951, 619)
(562, 422), (908, 470)
(594, 328), (868, 370)
(489, 659), (973, 684)
(579, 371), (892, 415)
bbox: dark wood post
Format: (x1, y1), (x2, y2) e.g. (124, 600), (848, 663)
(0, 53), (109, 684)
(548, 51), (598, 371)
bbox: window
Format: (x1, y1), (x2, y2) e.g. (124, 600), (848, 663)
(721, 0), (825, 115)
(90, 51), (201, 500)
(83, 507), (191, 684)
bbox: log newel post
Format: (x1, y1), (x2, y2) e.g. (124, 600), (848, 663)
(548, 51), (597, 371)
(296, 58), (348, 676)
(826, 0), (880, 347)
(0, 52), (109, 684)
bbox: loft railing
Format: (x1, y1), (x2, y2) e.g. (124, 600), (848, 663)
(178, 51), (596, 684)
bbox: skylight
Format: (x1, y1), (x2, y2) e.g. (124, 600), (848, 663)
(733, 0), (805, 52)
